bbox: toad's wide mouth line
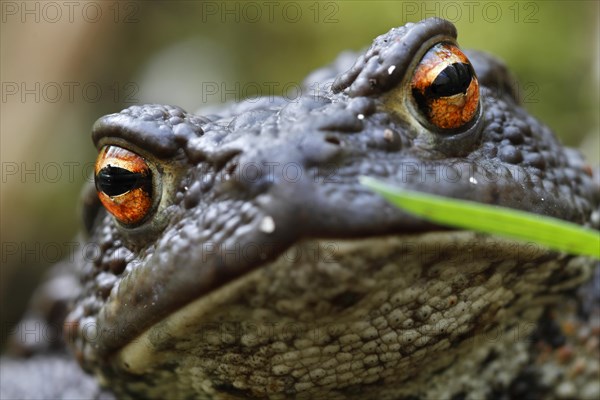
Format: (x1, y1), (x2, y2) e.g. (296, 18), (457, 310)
(87, 230), (445, 358)
(98, 231), (556, 373)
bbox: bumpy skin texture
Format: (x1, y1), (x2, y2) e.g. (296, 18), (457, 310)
(2, 18), (599, 400)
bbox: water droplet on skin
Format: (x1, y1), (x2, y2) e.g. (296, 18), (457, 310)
(260, 216), (275, 233)
(469, 177), (478, 184)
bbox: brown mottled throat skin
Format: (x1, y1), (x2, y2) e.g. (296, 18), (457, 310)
(2, 18), (599, 400)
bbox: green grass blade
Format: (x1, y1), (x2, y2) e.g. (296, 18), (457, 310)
(360, 176), (600, 259)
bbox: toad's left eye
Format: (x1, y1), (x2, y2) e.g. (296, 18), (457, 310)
(94, 146), (154, 225)
(411, 42), (479, 130)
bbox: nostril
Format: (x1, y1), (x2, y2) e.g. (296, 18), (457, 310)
(325, 136), (342, 146)
(226, 162), (238, 176)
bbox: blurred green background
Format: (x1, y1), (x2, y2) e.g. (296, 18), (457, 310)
(1, 0), (598, 346)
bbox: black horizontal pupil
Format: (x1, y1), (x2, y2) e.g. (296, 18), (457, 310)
(96, 165), (151, 197)
(429, 62), (472, 97)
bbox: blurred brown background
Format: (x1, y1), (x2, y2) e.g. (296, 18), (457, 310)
(1, 0), (598, 347)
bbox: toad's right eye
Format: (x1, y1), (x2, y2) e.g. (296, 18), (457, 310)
(410, 42), (480, 131)
(95, 146), (154, 226)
